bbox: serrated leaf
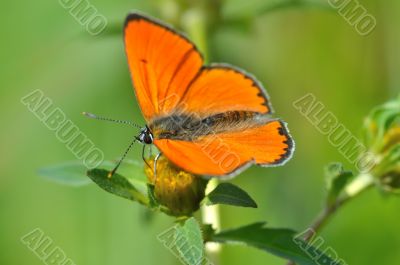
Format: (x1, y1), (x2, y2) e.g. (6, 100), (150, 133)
(174, 217), (204, 265)
(205, 183), (257, 208)
(325, 163), (354, 205)
(211, 223), (337, 265)
(87, 169), (148, 205)
(38, 161), (93, 186)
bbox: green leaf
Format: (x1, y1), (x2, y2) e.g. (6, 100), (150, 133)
(205, 183), (257, 208)
(87, 169), (148, 205)
(86, 161), (175, 215)
(325, 163), (354, 205)
(38, 161), (92, 186)
(97, 159), (148, 195)
(211, 223), (337, 265)
(174, 217), (204, 265)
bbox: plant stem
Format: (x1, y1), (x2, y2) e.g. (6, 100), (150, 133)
(181, 5), (222, 264)
(286, 173), (374, 265)
(202, 179), (221, 265)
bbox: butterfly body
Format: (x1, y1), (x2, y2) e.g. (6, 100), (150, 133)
(124, 12), (294, 177)
(149, 111), (260, 141)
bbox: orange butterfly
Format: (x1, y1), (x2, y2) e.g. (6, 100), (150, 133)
(87, 12), (294, 178)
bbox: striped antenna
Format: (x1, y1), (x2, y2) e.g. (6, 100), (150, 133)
(82, 112), (142, 129)
(107, 138), (138, 178)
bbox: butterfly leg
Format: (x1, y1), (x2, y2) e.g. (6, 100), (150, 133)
(153, 152), (162, 184)
(142, 144), (151, 169)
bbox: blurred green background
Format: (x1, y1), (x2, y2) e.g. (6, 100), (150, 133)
(1, 0), (399, 264)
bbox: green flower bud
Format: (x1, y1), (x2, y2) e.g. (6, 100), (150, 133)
(144, 156), (208, 217)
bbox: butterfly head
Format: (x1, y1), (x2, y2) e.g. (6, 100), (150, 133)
(137, 126), (154, 144)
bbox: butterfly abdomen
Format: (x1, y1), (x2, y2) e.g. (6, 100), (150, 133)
(202, 111), (256, 127)
(150, 111), (262, 141)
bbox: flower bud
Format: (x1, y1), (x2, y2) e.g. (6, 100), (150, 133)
(144, 156), (208, 216)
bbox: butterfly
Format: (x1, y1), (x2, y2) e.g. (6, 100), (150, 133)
(87, 12), (294, 178)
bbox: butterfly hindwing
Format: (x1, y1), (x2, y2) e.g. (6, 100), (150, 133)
(153, 120), (293, 177)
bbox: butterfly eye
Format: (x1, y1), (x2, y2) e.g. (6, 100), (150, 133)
(138, 127), (153, 144)
(143, 133), (153, 144)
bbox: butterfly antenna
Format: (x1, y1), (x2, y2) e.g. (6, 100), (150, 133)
(82, 112), (141, 129)
(108, 138), (138, 178)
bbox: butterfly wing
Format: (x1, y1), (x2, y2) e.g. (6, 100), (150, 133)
(153, 120), (293, 177)
(124, 13), (203, 121)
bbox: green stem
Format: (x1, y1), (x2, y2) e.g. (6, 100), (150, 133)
(202, 179), (221, 265)
(286, 174), (374, 265)
(180, 6), (222, 264)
